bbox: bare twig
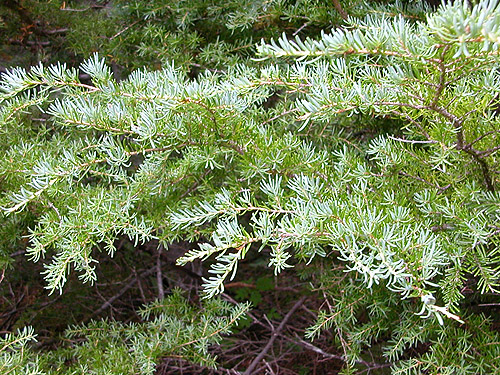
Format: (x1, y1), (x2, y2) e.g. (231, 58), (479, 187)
(468, 130), (500, 147)
(221, 293), (268, 329)
(398, 171), (439, 189)
(45, 28), (68, 34)
(87, 267), (157, 321)
(430, 46), (450, 107)
(290, 335), (345, 361)
(111, 19), (142, 40)
(59, 4), (106, 12)
(388, 136), (436, 144)
(157, 244), (165, 300)
(261, 108), (299, 126)
(293, 22), (311, 36)
(133, 268), (148, 304)
(332, 0), (348, 20)
(8, 40), (51, 46)
(243, 296), (306, 375)
(288, 334), (392, 370)
(9, 250), (25, 257)
(178, 169), (212, 200)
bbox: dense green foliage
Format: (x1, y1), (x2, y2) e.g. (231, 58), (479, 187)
(0, 0), (363, 72)
(1, 291), (249, 374)
(1, 0), (500, 374)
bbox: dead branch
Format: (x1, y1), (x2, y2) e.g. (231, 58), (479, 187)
(243, 296), (306, 375)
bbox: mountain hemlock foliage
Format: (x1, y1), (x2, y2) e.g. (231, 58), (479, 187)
(1, 0), (500, 374)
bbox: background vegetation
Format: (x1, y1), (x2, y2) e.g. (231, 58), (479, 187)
(1, 0), (500, 374)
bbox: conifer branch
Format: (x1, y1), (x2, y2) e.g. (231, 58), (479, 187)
(2, 1), (500, 372)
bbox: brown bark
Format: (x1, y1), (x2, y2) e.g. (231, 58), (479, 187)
(332, 0), (348, 20)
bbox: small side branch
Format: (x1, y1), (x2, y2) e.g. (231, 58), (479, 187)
(382, 100), (495, 191)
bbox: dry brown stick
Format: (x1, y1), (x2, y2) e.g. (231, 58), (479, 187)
(243, 296), (306, 375)
(290, 334), (391, 370)
(222, 293), (268, 329)
(291, 335), (345, 361)
(59, 4), (105, 12)
(133, 268), (148, 303)
(157, 245), (165, 300)
(111, 19), (142, 40)
(332, 0), (348, 20)
(86, 267), (157, 321)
